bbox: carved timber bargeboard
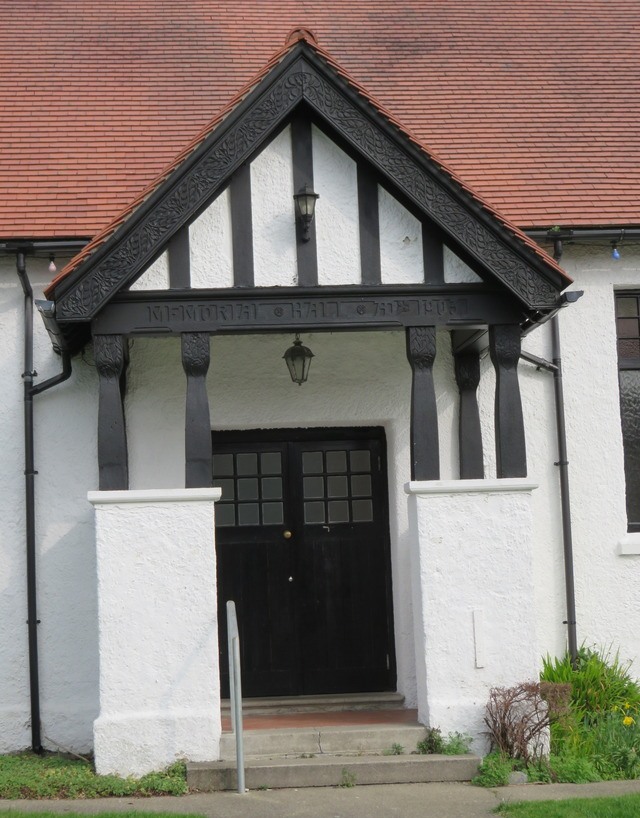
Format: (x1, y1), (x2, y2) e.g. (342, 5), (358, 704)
(56, 48), (561, 321)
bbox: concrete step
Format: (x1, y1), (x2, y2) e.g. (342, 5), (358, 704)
(221, 691), (405, 716)
(187, 753), (481, 791)
(219, 724), (428, 759)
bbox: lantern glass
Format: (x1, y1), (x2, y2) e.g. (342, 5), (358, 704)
(294, 184), (319, 218)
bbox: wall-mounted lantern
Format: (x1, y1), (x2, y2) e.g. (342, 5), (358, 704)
(283, 334), (314, 385)
(293, 184), (319, 242)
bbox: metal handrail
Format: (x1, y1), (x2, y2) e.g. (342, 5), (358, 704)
(226, 600), (245, 794)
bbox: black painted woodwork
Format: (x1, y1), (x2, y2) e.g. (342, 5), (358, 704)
(92, 284), (522, 336)
(168, 227), (190, 288)
(357, 168), (381, 285)
(181, 332), (213, 488)
(230, 163), (255, 287)
(453, 346), (484, 479)
(94, 334), (129, 490)
(422, 227), (445, 284)
(489, 324), (527, 478)
(406, 326), (440, 481)
(53, 44), (564, 324)
(291, 117), (318, 286)
(214, 427), (395, 698)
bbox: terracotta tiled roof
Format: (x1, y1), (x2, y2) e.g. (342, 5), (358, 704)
(2, 0), (639, 241)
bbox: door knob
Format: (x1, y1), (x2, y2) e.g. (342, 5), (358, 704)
(283, 530), (293, 539)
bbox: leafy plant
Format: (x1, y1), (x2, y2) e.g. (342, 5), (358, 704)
(548, 754), (601, 784)
(339, 768), (356, 788)
(471, 752), (514, 787)
(382, 743), (404, 756)
(416, 727), (444, 754)
(441, 732), (473, 755)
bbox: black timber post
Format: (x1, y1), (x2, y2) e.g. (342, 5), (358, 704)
(453, 348), (484, 479)
(181, 332), (213, 488)
(489, 324), (527, 478)
(406, 326), (440, 480)
(94, 334), (129, 490)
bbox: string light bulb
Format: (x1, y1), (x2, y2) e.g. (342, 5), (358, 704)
(48, 254), (57, 273)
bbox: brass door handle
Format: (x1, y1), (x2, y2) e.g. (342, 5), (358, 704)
(283, 530), (293, 539)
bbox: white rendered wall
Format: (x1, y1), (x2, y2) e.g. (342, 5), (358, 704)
(407, 480), (539, 750)
(90, 489), (221, 777)
(189, 189), (234, 289)
(0, 255), (99, 754)
(129, 250), (169, 290)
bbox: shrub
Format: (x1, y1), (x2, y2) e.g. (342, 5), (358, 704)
(472, 752), (514, 787)
(442, 732), (473, 755)
(484, 682), (551, 764)
(416, 727), (445, 754)
(548, 754), (601, 784)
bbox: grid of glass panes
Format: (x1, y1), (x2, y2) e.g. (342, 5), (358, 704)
(616, 294), (640, 362)
(302, 449), (374, 525)
(213, 451), (283, 527)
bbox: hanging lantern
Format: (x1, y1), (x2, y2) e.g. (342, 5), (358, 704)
(283, 333), (314, 385)
(293, 184), (319, 242)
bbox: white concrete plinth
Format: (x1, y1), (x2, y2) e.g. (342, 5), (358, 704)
(406, 479), (538, 753)
(88, 488), (221, 777)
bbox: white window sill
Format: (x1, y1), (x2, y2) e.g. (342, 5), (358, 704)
(617, 532), (640, 555)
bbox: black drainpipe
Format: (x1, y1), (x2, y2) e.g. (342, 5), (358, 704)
(16, 250), (72, 753)
(520, 238), (580, 666)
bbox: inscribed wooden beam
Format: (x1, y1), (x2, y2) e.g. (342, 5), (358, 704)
(406, 326), (440, 481)
(453, 347), (484, 479)
(94, 334), (128, 490)
(181, 332), (213, 488)
(489, 324), (527, 478)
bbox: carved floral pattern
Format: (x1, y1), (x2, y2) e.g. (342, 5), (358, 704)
(454, 352), (481, 391)
(58, 54), (560, 321)
(93, 334), (125, 378)
(406, 326), (436, 370)
(181, 333), (210, 377)
(489, 324), (522, 370)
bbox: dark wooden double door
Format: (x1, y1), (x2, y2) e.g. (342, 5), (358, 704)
(214, 428), (396, 698)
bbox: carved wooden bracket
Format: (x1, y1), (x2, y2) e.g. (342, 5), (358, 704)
(94, 334), (128, 490)
(181, 332), (213, 488)
(406, 326), (440, 481)
(489, 324), (527, 478)
(453, 349), (484, 479)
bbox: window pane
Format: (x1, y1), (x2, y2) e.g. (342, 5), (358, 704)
(327, 476), (348, 497)
(350, 450), (371, 472)
(351, 475), (372, 497)
(261, 452), (282, 474)
(213, 478), (234, 501)
(238, 503), (260, 526)
(619, 339), (640, 359)
(216, 504), (235, 527)
(328, 500), (350, 523)
(261, 477), (282, 500)
(304, 501), (325, 524)
(617, 297), (638, 317)
(620, 370), (640, 527)
(303, 451), (323, 474)
(352, 499), (373, 522)
(262, 502), (284, 525)
(326, 450), (347, 472)
(236, 453), (258, 475)
(212, 453), (234, 476)
(237, 478), (259, 500)
(617, 318), (640, 338)
(304, 476), (324, 499)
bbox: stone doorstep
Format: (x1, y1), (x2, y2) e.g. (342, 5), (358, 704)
(220, 691), (405, 716)
(219, 724), (429, 759)
(187, 753), (482, 791)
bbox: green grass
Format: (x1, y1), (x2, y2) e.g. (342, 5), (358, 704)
(0, 754), (188, 799)
(496, 793), (640, 817)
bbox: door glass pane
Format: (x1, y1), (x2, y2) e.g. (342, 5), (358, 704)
(238, 503), (260, 526)
(214, 478), (235, 501)
(326, 450), (347, 472)
(328, 500), (349, 523)
(351, 475), (371, 497)
(262, 502), (284, 525)
(327, 476), (348, 497)
(619, 339), (640, 359)
(261, 452), (282, 474)
(237, 478), (259, 500)
(302, 451), (323, 474)
(261, 477), (282, 500)
(236, 453), (258, 475)
(304, 501), (325, 524)
(618, 318), (640, 338)
(350, 450), (371, 472)
(212, 453), (234, 476)
(620, 370), (640, 527)
(304, 476), (324, 498)
(216, 504), (235, 527)
(352, 499), (374, 522)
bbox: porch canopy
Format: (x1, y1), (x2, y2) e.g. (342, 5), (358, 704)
(44, 34), (570, 490)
